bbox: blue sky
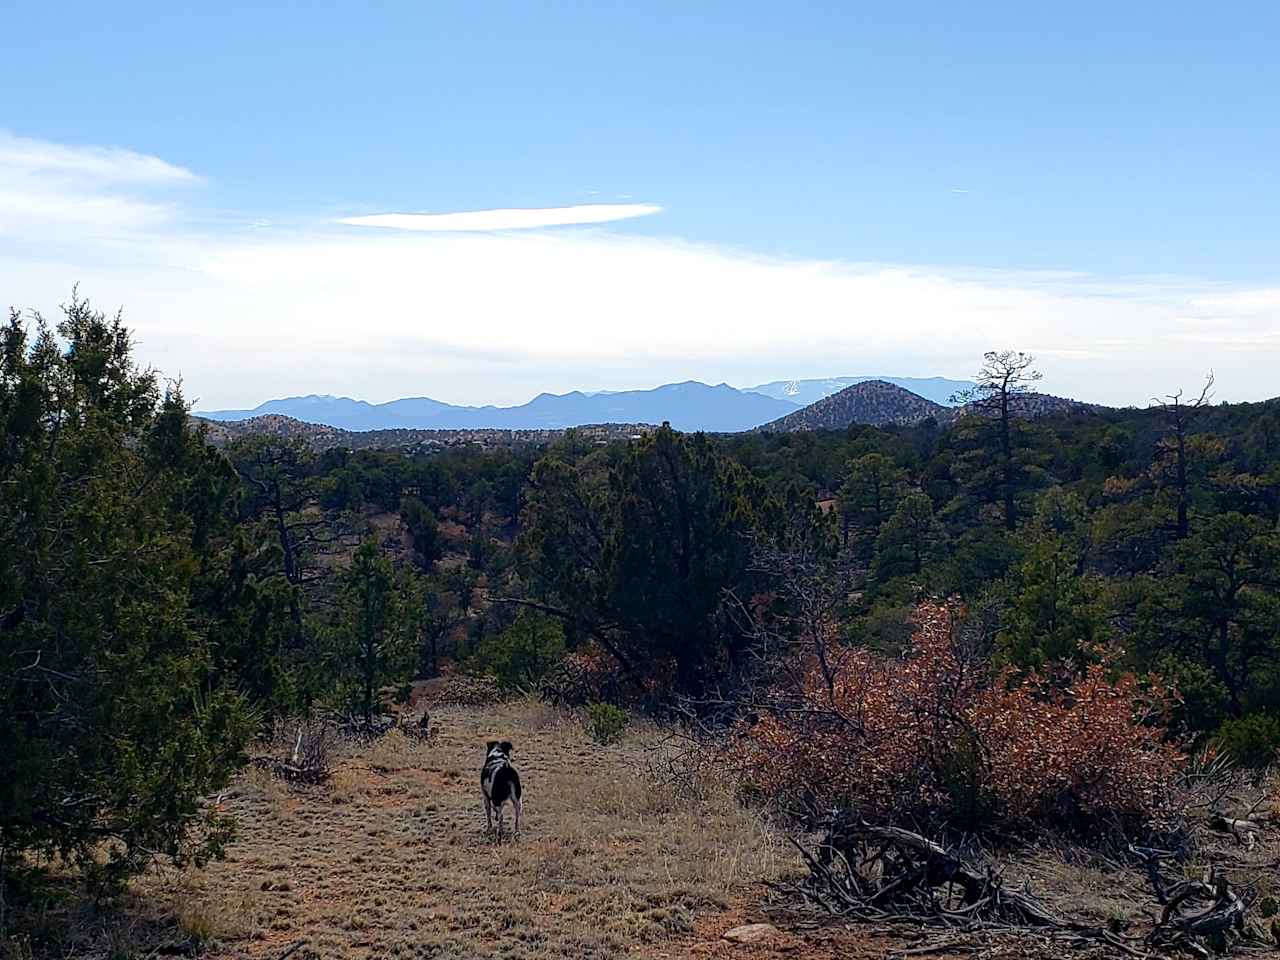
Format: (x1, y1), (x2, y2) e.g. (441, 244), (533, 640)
(2, 2), (1278, 407)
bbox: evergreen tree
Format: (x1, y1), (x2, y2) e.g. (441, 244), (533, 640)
(1, 297), (258, 891)
(874, 492), (943, 578)
(333, 540), (419, 725)
(840, 452), (905, 551)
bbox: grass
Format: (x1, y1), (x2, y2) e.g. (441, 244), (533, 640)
(145, 697), (783, 960)
(8, 698), (1274, 960)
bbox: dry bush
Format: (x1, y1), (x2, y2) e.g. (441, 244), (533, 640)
(367, 729), (417, 771)
(172, 876), (258, 948)
(538, 646), (675, 709)
(736, 599), (1183, 830)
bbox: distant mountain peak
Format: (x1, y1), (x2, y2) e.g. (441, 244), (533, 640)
(749, 375), (976, 407)
(758, 380), (947, 432)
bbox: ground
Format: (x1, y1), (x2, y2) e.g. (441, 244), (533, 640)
(8, 695), (1278, 960)
(156, 696), (785, 960)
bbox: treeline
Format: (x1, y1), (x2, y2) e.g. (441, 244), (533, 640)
(4, 301), (1279, 894)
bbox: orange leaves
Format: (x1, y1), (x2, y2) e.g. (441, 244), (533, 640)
(735, 600), (1183, 828)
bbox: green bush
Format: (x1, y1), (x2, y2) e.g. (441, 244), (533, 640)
(1216, 713), (1280, 768)
(470, 612), (567, 689)
(585, 702), (628, 745)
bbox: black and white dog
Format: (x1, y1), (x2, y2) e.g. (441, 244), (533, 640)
(480, 740), (522, 839)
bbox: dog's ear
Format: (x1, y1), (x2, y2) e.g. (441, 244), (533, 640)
(500, 740), (513, 754)
(486, 740), (498, 752)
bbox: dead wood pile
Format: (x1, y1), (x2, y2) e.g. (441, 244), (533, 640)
(784, 811), (1270, 958)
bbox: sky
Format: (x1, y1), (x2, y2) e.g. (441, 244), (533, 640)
(2, 1), (1278, 409)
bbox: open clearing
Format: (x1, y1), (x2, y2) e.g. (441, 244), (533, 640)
(160, 697), (784, 960)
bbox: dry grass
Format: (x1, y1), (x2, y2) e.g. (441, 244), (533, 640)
(13, 700), (1273, 960)
(113, 697), (783, 960)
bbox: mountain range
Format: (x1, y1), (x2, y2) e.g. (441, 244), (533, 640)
(197, 375), (976, 434)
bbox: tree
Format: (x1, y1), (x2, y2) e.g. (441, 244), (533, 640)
(1154, 374), (1215, 540)
(229, 436), (341, 650)
(420, 580), (462, 677)
(400, 495), (442, 570)
(333, 540), (420, 725)
(471, 611), (566, 689)
(1173, 513), (1280, 716)
(518, 426), (779, 695)
(953, 351), (1044, 530)
(874, 493), (942, 578)
(1, 296), (257, 892)
(840, 453), (905, 550)
(997, 533), (1105, 669)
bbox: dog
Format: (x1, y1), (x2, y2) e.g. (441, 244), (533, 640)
(480, 740), (522, 839)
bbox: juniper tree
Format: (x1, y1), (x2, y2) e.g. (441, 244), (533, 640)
(1, 296), (258, 894)
(333, 539), (420, 725)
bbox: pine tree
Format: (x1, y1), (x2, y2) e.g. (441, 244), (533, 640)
(333, 540), (419, 725)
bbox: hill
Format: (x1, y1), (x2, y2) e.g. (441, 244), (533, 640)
(748, 375), (974, 407)
(954, 390), (1108, 421)
(198, 381), (796, 433)
(196, 415), (652, 451)
(758, 379), (947, 431)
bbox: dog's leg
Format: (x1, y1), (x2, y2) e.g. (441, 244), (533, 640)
(484, 794), (493, 833)
(495, 804), (504, 841)
(513, 796), (523, 839)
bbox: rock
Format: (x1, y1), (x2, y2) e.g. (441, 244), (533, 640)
(721, 923), (778, 944)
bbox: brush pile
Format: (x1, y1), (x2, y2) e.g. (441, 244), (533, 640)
(786, 811), (1268, 958)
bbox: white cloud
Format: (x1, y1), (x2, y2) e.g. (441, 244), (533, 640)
(0, 131), (200, 185)
(0, 131), (199, 236)
(3, 135), (1279, 412)
(338, 203), (661, 232)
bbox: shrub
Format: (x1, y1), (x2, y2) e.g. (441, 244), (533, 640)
(470, 611), (567, 689)
(1216, 713), (1280, 768)
(735, 600), (1182, 830)
(539, 644), (675, 708)
(586, 702), (628, 745)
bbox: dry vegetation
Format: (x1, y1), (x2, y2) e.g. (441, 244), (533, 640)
(4, 696), (780, 960)
(7, 692), (1278, 960)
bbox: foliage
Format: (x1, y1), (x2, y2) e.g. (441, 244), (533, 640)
(1215, 713), (1280, 768)
(400, 495), (442, 570)
(330, 539), (420, 724)
(0, 297), (257, 892)
(735, 600), (1183, 829)
(585, 702), (628, 745)
(519, 425), (772, 696)
(996, 531), (1105, 669)
(470, 611), (566, 689)
(874, 492), (943, 579)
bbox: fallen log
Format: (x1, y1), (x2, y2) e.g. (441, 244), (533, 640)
(1206, 813), (1263, 847)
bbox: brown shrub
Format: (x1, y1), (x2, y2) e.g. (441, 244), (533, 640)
(735, 600), (1183, 829)
(539, 645), (674, 709)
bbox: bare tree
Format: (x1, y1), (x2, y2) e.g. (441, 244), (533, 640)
(954, 351), (1043, 531)
(1153, 372), (1214, 540)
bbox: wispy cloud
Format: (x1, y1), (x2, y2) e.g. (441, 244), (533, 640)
(3, 134), (1279, 410)
(0, 131), (200, 185)
(0, 131), (199, 235)
(338, 203), (661, 232)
